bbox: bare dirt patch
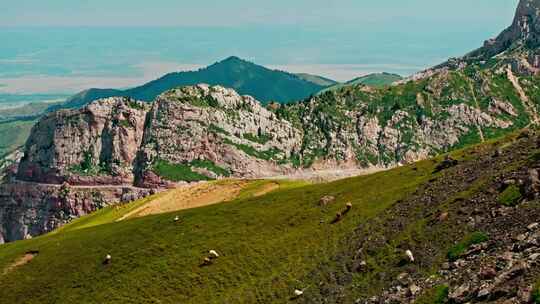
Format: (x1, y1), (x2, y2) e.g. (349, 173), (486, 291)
(118, 180), (254, 220)
(3, 251), (38, 275)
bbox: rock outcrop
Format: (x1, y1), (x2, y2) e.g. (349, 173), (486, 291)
(17, 97), (150, 185)
(135, 85), (301, 187)
(0, 182), (151, 243)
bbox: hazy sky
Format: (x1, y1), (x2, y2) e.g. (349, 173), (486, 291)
(0, 0), (521, 95)
(2, 0), (518, 27)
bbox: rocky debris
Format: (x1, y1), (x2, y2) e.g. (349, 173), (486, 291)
(525, 168), (540, 199)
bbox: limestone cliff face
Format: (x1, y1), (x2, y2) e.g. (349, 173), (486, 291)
(15, 85), (303, 188)
(17, 98), (150, 185)
(136, 85), (302, 187)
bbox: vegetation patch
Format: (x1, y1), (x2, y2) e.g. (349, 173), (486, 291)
(127, 100), (145, 110)
(532, 281), (540, 304)
(208, 124), (230, 136)
(177, 95), (220, 108)
(498, 184), (522, 206)
(152, 159), (212, 182)
(243, 132), (272, 144)
(0, 119), (36, 157)
(68, 152), (112, 176)
(190, 159), (231, 177)
(415, 285), (449, 304)
(447, 231), (489, 261)
(118, 119), (132, 128)
(223, 138), (282, 161)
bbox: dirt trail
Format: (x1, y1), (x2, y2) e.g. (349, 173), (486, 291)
(2, 252), (37, 276)
(506, 66), (540, 125)
(117, 180), (277, 220)
(467, 80), (485, 142)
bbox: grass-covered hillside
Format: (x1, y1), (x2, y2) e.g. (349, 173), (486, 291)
(0, 119), (35, 158)
(2, 130), (540, 303)
(274, 62), (540, 168)
(319, 72), (403, 93)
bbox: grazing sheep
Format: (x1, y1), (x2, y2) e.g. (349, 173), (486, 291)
(202, 257), (213, 266)
(331, 203), (353, 224)
(406, 250), (415, 263)
(294, 289), (304, 297)
(331, 212), (343, 224)
(174, 216), (180, 222)
(319, 195), (336, 206)
(209, 250), (219, 258)
(103, 254), (112, 265)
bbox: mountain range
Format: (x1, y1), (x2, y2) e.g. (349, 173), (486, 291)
(62, 56), (329, 108)
(61, 57), (404, 109)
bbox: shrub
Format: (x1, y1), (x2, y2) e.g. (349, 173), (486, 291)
(447, 231), (489, 261)
(532, 282), (540, 303)
(498, 185), (522, 206)
(415, 285), (449, 304)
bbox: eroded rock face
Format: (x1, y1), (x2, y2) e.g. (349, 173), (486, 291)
(135, 85), (302, 187)
(17, 98), (150, 185)
(482, 0), (540, 57)
(0, 182), (151, 243)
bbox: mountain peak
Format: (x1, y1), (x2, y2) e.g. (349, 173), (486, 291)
(469, 0), (540, 59)
(219, 56), (250, 65)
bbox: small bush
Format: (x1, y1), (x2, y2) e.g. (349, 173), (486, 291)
(532, 282), (540, 304)
(498, 185), (522, 206)
(243, 132), (272, 145)
(118, 119), (132, 128)
(415, 285), (449, 304)
(127, 100), (144, 110)
(447, 231), (489, 261)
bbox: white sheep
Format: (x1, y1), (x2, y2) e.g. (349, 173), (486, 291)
(294, 289), (304, 297)
(209, 250), (219, 258)
(174, 216), (180, 222)
(405, 250), (414, 263)
(103, 254), (112, 265)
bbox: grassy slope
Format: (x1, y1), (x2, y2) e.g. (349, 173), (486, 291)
(0, 162), (434, 303)
(0, 119), (35, 157)
(319, 73), (403, 94)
